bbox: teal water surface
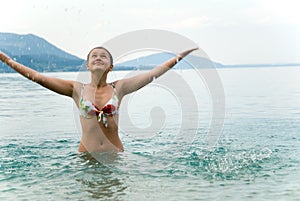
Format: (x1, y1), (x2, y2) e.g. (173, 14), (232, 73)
(0, 67), (300, 200)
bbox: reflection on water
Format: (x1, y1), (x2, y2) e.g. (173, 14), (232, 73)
(75, 153), (127, 200)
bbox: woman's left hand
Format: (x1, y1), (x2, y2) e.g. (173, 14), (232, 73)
(178, 47), (199, 59)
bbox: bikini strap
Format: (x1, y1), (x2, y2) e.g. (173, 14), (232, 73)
(110, 82), (119, 102)
(81, 83), (85, 97)
(111, 82), (115, 88)
(111, 82), (119, 94)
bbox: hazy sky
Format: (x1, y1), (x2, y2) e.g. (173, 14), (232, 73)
(1, 0), (300, 64)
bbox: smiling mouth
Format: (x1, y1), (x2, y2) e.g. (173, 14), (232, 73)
(94, 61), (104, 65)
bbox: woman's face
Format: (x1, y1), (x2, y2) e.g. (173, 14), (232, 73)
(87, 48), (112, 72)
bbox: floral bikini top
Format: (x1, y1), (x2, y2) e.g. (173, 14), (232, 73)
(79, 83), (119, 127)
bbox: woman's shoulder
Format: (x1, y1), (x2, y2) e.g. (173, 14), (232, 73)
(110, 80), (124, 98)
(73, 81), (85, 88)
(111, 80), (119, 86)
(72, 81), (86, 98)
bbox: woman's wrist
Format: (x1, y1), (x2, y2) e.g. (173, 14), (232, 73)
(175, 55), (182, 64)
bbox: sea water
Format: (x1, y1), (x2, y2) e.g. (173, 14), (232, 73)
(0, 67), (299, 200)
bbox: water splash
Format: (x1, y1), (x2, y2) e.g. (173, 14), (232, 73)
(178, 145), (273, 181)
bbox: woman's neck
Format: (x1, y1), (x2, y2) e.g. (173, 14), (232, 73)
(90, 71), (109, 88)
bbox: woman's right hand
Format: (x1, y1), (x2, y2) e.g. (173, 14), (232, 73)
(0, 51), (11, 63)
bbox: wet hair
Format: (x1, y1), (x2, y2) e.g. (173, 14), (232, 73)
(87, 47), (113, 65)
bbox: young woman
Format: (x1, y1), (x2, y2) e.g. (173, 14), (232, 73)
(0, 47), (198, 153)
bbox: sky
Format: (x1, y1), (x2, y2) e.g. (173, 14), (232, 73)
(1, 0), (300, 64)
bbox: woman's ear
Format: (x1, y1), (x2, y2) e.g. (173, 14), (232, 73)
(109, 65), (114, 71)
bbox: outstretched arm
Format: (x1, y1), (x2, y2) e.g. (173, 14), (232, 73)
(0, 50), (74, 97)
(118, 48), (198, 97)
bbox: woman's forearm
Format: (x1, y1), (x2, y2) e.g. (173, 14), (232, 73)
(7, 58), (41, 82)
(1, 51), (41, 83)
(150, 47), (199, 78)
(0, 51), (74, 97)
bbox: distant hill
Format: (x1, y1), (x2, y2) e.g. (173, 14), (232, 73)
(0, 32), (222, 73)
(114, 53), (223, 70)
(1, 32), (299, 73)
(0, 32), (84, 73)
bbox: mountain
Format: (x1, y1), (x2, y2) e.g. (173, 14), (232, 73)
(0, 32), (84, 73)
(114, 53), (300, 70)
(114, 53), (223, 70)
(1, 32), (298, 73)
(0, 32), (222, 73)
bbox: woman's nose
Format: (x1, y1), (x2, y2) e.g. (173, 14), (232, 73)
(95, 56), (102, 60)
